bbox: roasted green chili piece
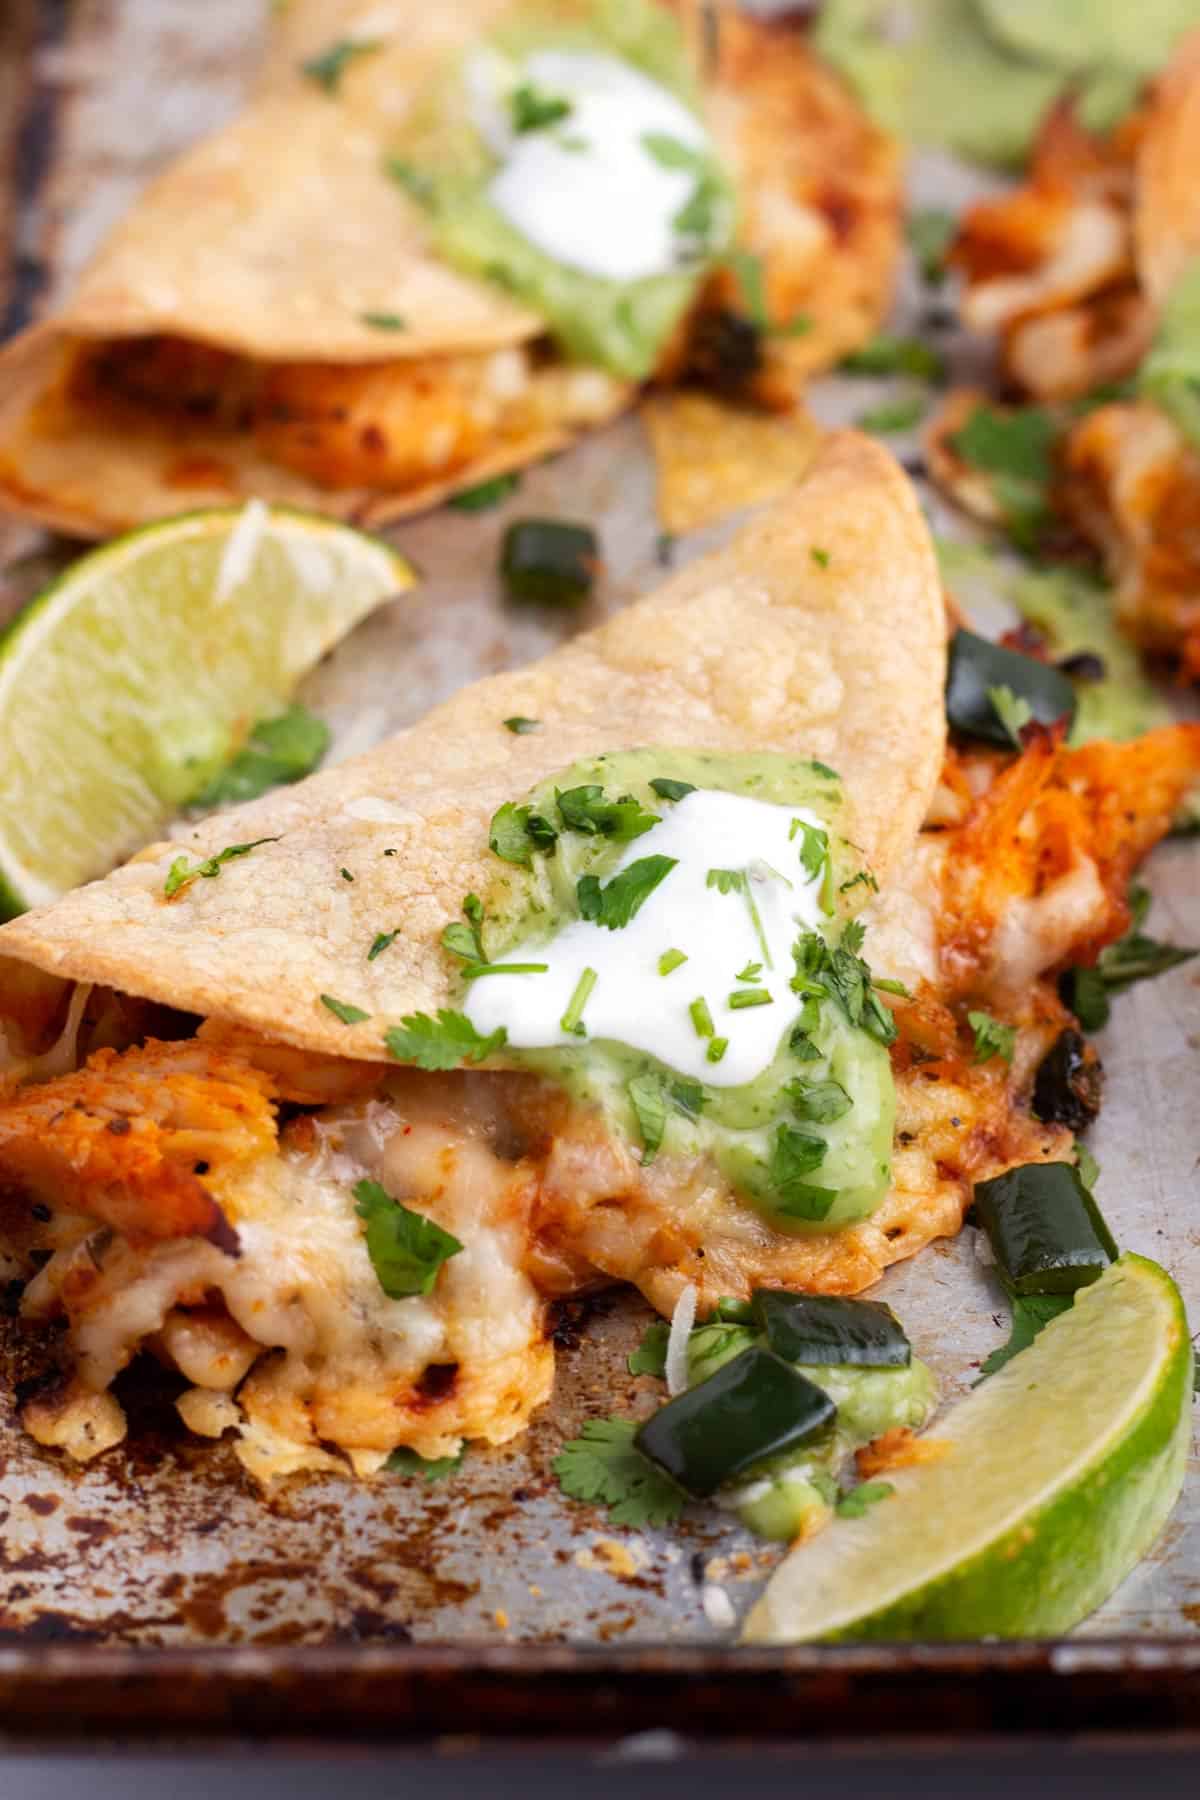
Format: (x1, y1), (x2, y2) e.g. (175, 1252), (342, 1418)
(945, 629), (1077, 748)
(500, 520), (599, 605)
(752, 1291), (912, 1368)
(973, 1161), (1118, 1296)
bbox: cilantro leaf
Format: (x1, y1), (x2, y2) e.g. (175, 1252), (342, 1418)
(836, 1480), (896, 1518)
(907, 207), (956, 285)
(858, 396), (925, 435)
(301, 37), (380, 93)
(628, 1073), (668, 1165)
(354, 1177), (463, 1298)
(552, 1417), (687, 1528)
(987, 683), (1034, 750)
(164, 836), (280, 898)
(1061, 883), (1197, 1027)
(577, 855), (677, 930)
(790, 818), (829, 881)
(556, 785), (658, 840)
(842, 335), (945, 382)
(320, 994), (370, 1025)
(950, 406), (1058, 550)
(191, 705), (329, 808)
(785, 1077), (852, 1123)
(968, 1010), (1016, 1065)
(979, 1293), (1072, 1378)
(384, 1010), (507, 1071)
(449, 473), (521, 513)
(511, 82), (572, 132)
(767, 1124), (834, 1222)
(361, 312), (406, 332)
(502, 715), (541, 733)
(726, 248), (769, 329)
(441, 895), (487, 966)
(649, 777), (696, 803)
(368, 930), (399, 962)
(628, 1320), (670, 1378)
(489, 800), (558, 866)
(386, 1446), (465, 1481)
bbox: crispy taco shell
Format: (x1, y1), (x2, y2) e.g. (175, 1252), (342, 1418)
(0, 4), (900, 536)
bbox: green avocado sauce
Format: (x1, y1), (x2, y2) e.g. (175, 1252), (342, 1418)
(1141, 256), (1200, 452)
(472, 749), (897, 1235)
(682, 1316), (937, 1542)
(817, 0), (1195, 168)
(390, 0), (735, 380)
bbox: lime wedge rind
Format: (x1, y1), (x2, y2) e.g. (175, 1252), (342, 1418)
(0, 504), (412, 916)
(742, 1254), (1193, 1643)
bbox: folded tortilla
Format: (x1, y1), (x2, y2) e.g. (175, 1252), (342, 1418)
(0, 434), (944, 1044)
(0, 2), (900, 536)
(0, 433), (949, 1477)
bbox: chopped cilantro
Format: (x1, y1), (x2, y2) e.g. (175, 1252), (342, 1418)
(842, 335), (945, 382)
(354, 1177), (463, 1299)
(557, 785), (658, 840)
(735, 960), (763, 983)
(560, 966), (597, 1037)
(786, 1077), (852, 1123)
(301, 37), (380, 93)
(386, 157), (434, 204)
(725, 247), (770, 330)
(979, 1293), (1072, 1378)
(441, 894), (486, 965)
(577, 855), (677, 930)
(839, 870), (879, 895)
(1075, 1141), (1101, 1193)
(987, 683), (1034, 750)
(628, 1073), (668, 1165)
(385, 1446), (464, 1481)
(552, 1417), (687, 1529)
(361, 311), (406, 332)
(767, 1124), (834, 1222)
(1062, 884), (1197, 1029)
(340, 868), (355, 882)
(811, 547), (831, 569)
(320, 994), (370, 1025)
(450, 473), (522, 513)
(368, 929), (399, 962)
(489, 800), (558, 866)
(706, 866), (772, 968)
(858, 396), (925, 435)
(649, 777), (696, 803)
(164, 836), (279, 898)
(728, 988), (772, 1010)
(907, 208), (956, 285)
(659, 948), (687, 976)
(656, 532), (676, 567)
(628, 1320), (670, 1378)
(706, 1036), (728, 1063)
(511, 82), (572, 132)
(191, 705), (329, 808)
(950, 406), (1057, 549)
(384, 1010), (506, 1070)
(836, 1480), (895, 1518)
(502, 715), (541, 733)
(790, 818), (829, 882)
(968, 1010), (1017, 1065)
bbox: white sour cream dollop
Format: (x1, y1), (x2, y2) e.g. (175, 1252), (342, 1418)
(465, 789), (831, 1088)
(464, 47), (716, 284)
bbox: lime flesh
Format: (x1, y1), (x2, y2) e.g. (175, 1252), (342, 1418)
(742, 1254), (1193, 1642)
(0, 505), (412, 915)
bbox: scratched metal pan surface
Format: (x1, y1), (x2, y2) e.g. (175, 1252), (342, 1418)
(0, 0), (1197, 1745)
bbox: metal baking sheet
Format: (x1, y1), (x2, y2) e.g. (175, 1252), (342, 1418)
(0, 0), (1197, 1740)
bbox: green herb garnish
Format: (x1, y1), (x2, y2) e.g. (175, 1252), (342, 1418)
(785, 1077), (852, 1123)
(690, 996), (715, 1038)
(987, 683), (1034, 750)
(164, 836), (279, 898)
(811, 547), (830, 568)
(385, 1446), (465, 1481)
(858, 396), (925, 435)
(577, 855), (677, 930)
(968, 1010), (1017, 1065)
(649, 777), (696, 803)
(767, 1123), (832, 1221)
(361, 311), (406, 332)
(441, 893), (487, 965)
(502, 714), (541, 733)
(979, 1293), (1073, 1378)
(949, 406), (1057, 549)
(552, 1417), (687, 1529)
(728, 988), (773, 1010)
(557, 784), (658, 840)
(706, 1036), (728, 1063)
(628, 1320), (670, 1378)
(659, 948), (687, 976)
(384, 1010), (506, 1070)
(628, 1073), (668, 1164)
(320, 994), (370, 1025)
(560, 966), (597, 1036)
(836, 1480), (896, 1518)
(368, 930), (399, 962)
(1061, 884), (1197, 1028)
(907, 207), (955, 285)
(735, 961), (763, 983)
(842, 335), (945, 382)
(511, 82), (572, 132)
(301, 37), (380, 93)
(191, 705), (329, 808)
(789, 818), (829, 882)
(451, 473), (522, 513)
(353, 1177), (463, 1298)
(489, 800), (558, 866)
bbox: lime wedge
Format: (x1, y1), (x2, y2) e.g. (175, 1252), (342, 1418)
(742, 1254), (1193, 1642)
(0, 504), (412, 915)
